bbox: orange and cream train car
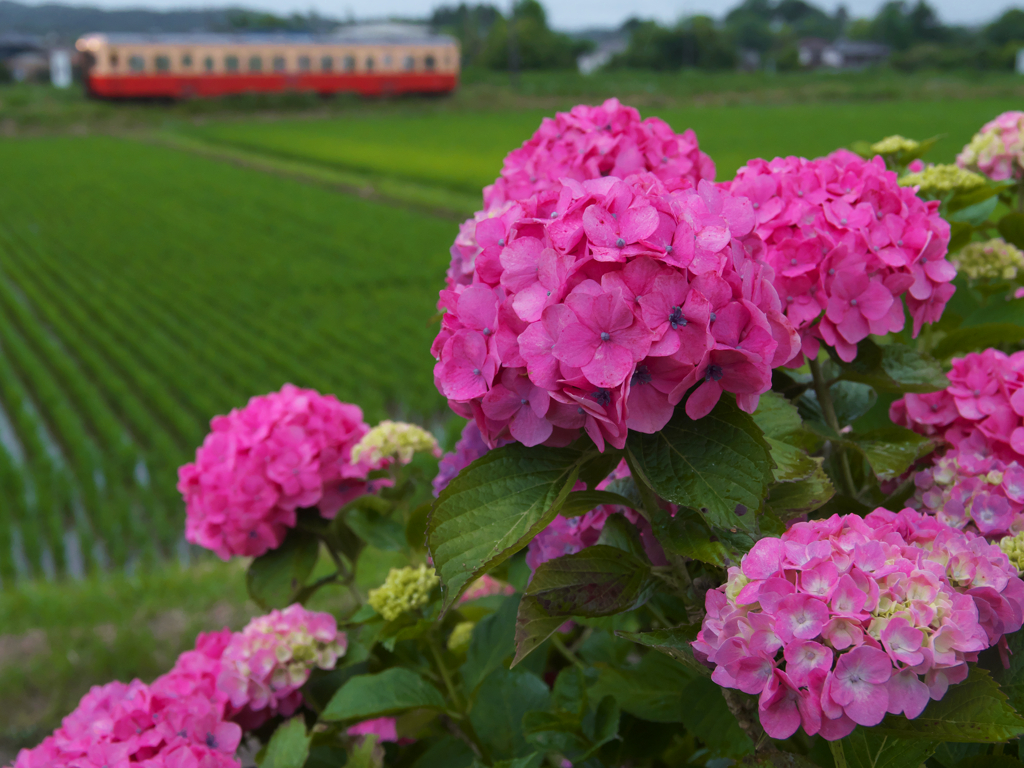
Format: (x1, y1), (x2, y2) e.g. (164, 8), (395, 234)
(75, 30), (460, 99)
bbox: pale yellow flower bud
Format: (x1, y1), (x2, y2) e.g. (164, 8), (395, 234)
(1001, 531), (1024, 574)
(899, 164), (986, 195)
(952, 238), (1024, 281)
(871, 135), (920, 156)
(447, 621), (475, 654)
(368, 564), (440, 621)
(351, 420), (440, 465)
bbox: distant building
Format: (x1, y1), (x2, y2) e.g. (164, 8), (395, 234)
(576, 35), (626, 75)
(798, 37), (889, 70)
(7, 50), (48, 81)
(1016, 47), (1024, 75)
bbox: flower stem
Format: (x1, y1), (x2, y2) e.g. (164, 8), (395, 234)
(429, 636), (464, 712)
(808, 357), (858, 499)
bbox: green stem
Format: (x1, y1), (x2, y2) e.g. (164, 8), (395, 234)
(429, 637), (464, 712)
(551, 634), (585, 670)
(808, 357), (858, 499)
(624, 450), (662, 522)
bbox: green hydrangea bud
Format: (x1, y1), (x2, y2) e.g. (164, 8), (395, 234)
(351, 420), (440, 465)
(952, 238), (1024, 281)
(871, 135), (920, 156)
(447, 620), (475, 653)
(368, 564), (440, 621)
(1001, 531), (1024, 573)
(899, 164), (986, 196)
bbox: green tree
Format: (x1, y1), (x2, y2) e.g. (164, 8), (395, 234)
(480, 0), (591, 70)
(987, 8), (1024, 46)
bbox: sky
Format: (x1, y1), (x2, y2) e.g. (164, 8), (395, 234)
(33, 0), (1024, 31)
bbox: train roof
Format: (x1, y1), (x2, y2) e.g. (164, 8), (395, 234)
(76, 27), (458, 49)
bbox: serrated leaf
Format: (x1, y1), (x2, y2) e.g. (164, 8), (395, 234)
(626, 396), (773, 533)
(869, 667), (1024, 742)
(752, 391), (807, 442)
(848, 426), (934, 481)
(559, 490), (639, 518)
(766, 437), (819, 482)
(837, 340), (948, 394)
(999, 211), (1024, 250)
(616, 626), (709, 677)
(830, 729), (937, 768)
(650, 505), (740, 567)
(427, 443), (586, 608)
(513, 545), (656, 666)
(321, 668), (446, 721)
(246, 528), (319, 610)
(259, 718), (310, 768)
(932, 323), (1024, 360)
(766, 464), (835, 520)
(469, 668), (550, 760)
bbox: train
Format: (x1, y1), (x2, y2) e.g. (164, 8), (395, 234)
(74, 27), (460, 100)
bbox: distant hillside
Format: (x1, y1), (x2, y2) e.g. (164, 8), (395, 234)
(0, 0), (339, 39)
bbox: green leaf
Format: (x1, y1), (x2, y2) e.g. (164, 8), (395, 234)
(678, 677), (755, 758)
(848, 426), (934, 481)
(461, 594), (519, 696)
(578, 449), (624, 490)
(616, 625), (709, 677)
(410, 737), (475, 768)
(589, 652), (695, 723)
(948, 182), (1008, 212)
(626, 396), (773, 533)
(259, 718), (311, 768)
(869, 667), (1024, 743)
(990, 621), (1024, 713)
(999, 211), (1024, 250)
(346, 506), (406, 551)
(752, 391), (812, 444)
(949, 195), (998, 227)
(406, 502), (431, 552)
(246, 528), (319, 610)
(559, 490), (639, 518)
(649, 505), (740, 567)
(513, 545), (655, 666)
(321, 668), (446, 721)
(765, 437), (820, 482)
(766, 465), (835, 520)
(469, 668), (550, 760)
(492, 754), (544, 768)
(596, 513), (648, 559)
(427, 443), (586, 609)
(829, 729), (937, 768)
(948, 221), (973, 254)
(837, 340), (948, 394)
(932, 323), (1024, 360)
(346, 735), (382, 768)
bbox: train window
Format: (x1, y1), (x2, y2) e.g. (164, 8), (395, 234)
(273, 56), (286, 72)
(384, 54), (393, 68)
(320, 56), (333, 71)
(204, 56), (214, 72)
(181, 54), (193, 68)
(298, 55), (311, 71)
(110, 53), (119, 68)
(129, 55), (145, 72)
(424, 54), (436, 71)
(155, 55), (170, 72)
(403, 56), (414, 71)
(341, 55), (354, 71)
(225, 55), (239, 72)
(249, 56), (262, 72)
(365, 57), (374, 71)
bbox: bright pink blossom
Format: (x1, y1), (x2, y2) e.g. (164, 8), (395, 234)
(957, 112), (1024, 182)
(693, 508), (1024, 740)
(348, 717), (399, 743)
(178, 384), (386, 559)
(727, 151), (953, 362)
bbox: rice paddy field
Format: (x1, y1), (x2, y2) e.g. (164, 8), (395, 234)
(0, 80), (1022, 748)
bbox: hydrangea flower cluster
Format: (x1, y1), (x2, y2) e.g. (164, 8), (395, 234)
(350, 420), (441, 466)
(460, 573), (517, 602)
(911, 440), (1024, 539)
(693, 509), (1024, 741)
(892, 348), (1024, 464)
(870, 135), (921, 156)
(433, 171), (801, 449)
(12, 679), (242, 768)
(178, 384), (385, 560)
(447, 621), (476, 653)
(952, 238), (1024, 282)
(448, 98), (715, 291)
(727, 150), (954, 362)
(217, 605), (346, 730)
(899, 164), (987, 197)
(368, 564), (439, 621)
(957, 111), (1024, 182)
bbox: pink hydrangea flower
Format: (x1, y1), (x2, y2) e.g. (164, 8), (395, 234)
(693, 508), (1024, 741)
(893, 348), (1024, 467)
(957, 111), (1024, 182)
(348, 717), (399, 743)
(178, 384), (386, 559)
(433, 172), (799, 451)
(727, 150), (953, 363)
(12, 678), (242, 768)
(216, 605), (347, 730)
(459, 574), (517, 602)
(448, 99), (715, 291)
